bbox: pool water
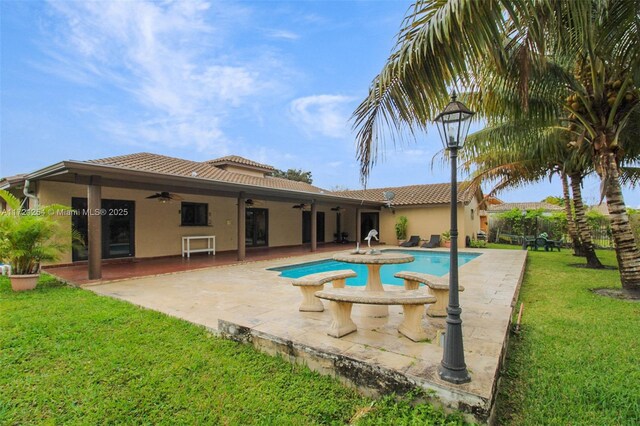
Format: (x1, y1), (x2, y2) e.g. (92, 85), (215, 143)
(270, 249), (481, 286)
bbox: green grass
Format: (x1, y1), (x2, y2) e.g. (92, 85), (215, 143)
(0, 275), (463, 425)
(491, 244), (640, 425)
(4, 248), (639, 425)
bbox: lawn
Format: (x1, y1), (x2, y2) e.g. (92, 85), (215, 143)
(2, 248), (639, 425)
(493, 245), (640, 425)
(0, 275), (463, 425)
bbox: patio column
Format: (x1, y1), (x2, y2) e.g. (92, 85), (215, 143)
(87, 177), (102, 280)
(237, 193), (246, 261)
(356, 208), (362, 243)
(311, 201), (317, 252)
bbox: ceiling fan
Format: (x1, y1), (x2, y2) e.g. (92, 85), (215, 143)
(330, 206), (345, 212)
(292, 203), (308, 209)
(146, 191), (183, 203)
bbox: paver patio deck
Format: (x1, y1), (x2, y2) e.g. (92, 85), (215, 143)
(82, 247), (526, 423)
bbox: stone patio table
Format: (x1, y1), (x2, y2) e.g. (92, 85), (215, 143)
(332, 251), (414, 317)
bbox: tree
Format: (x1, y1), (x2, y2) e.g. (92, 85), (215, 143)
(542, 196), (564, 206)
(271, 169), (313, 184)
(460, 118), (602, 265)
(352, 0), (640, 289)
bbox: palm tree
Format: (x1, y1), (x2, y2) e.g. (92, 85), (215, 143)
(460, 120), (603, 267)
(352, 0), (640, 289)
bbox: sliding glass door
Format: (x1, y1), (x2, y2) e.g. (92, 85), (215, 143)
(245, 208), (268, 247)
(72, 198), (135, 261)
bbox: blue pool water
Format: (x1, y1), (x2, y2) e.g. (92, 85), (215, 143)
(270, 249), (481, 286)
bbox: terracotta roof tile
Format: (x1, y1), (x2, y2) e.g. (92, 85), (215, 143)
(205, 155), (276, 171)
(85, 153), (325, 194)
(332, 183), (478, 206)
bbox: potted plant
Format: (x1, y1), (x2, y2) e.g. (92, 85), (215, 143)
(441, 230), (451, 248)
(395, 215), (408, 245)
(0, 190), (76, 291)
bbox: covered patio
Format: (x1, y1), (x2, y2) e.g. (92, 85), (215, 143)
(6, 153), (382, 282)
(44, 243), (349, 285)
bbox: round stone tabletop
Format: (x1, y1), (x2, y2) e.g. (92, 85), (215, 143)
(332, 251), (414, 265)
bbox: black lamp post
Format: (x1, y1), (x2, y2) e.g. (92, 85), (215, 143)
(434, 92), (474, 384)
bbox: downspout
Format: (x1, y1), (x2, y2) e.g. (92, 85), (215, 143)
(23, 179), (39, 209)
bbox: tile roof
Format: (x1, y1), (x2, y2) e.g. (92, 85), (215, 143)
(84, 152), (325, 194)
(486, 202), (564, 213)
(205, 155), (276, 171)
(331, 183), (479, 206)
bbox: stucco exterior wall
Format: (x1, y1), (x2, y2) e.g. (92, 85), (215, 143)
(463, 196), (481, 241)
(31, 180), (481, 263)
(376, 202), (480, 248)
(377, 205), (458, 246)
(35, 181), (346, 264)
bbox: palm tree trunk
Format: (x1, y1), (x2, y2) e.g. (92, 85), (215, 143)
(601, 152), (640, 289)
(570, 173), (603, 269)
(561, 172), (583, 256)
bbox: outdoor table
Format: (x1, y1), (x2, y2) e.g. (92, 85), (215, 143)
(332, 251), (414, 317)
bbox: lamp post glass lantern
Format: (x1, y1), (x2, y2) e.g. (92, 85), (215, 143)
(434, 93), (474, 384)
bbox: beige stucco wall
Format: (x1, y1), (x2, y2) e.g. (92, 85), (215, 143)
(326, 201), (481, 249)
(463, 196), (481, 241)
(32, 180), (482, 263)
(376, 202), (480, 248)
(35, 181), (346, 264)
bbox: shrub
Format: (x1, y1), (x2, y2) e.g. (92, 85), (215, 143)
(395, 216), (408, 240)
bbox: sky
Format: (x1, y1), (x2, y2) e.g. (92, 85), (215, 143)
(1, 0), (637, 208)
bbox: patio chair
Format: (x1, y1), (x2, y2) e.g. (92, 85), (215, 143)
(522, 236), (536, 250)
(545, 238), (562, 252)
(400, 235), (420, 247)
(421, 234), (440, 248)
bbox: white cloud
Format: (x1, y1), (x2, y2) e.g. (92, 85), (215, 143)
(265, 29), (300, 40)
(42, 0), (280, 151)
(290, 95), (356, 139)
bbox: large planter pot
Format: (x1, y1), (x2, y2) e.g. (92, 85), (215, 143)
(10, 274), (39, 292)
(442, 241), (451, 248)
(397, 239), (406, 246)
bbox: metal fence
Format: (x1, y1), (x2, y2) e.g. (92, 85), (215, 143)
(488, 215), (614, 249)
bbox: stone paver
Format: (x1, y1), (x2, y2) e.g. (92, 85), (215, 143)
(88, 247), (526, 424)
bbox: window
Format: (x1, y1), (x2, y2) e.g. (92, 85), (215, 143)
(181, 202), (208, 226)
(471, 208), (475, 220)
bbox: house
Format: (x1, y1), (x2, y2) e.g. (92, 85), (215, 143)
(1, 152), (482, 279)
(333, 183), (482, 246)
(486, 201), (564, 215)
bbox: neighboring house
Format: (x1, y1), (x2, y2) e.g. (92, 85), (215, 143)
(333, 183), (483, 246)
(0, 152), (482, 279)
(486, 201), (564, 216)
(478, 196), (503, 233)
(588, 203), (610, 217)
(485, 201), (565, 240)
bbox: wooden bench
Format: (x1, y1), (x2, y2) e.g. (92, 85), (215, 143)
(394, 271), (465, 317)
(314, 288), (436, 341)
(291, 270), (357, 312)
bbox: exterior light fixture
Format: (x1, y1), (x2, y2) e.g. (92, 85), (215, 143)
(434, 92), (474, 384)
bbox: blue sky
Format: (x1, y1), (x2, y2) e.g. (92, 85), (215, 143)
(1, 0), (637, 207)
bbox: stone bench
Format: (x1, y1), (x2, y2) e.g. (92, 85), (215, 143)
(394, 271), (465, 318)
(291, 270), (357, 312)
(315, 288), (436, 341)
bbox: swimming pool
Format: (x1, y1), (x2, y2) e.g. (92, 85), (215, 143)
(270, 249), (481, 286)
